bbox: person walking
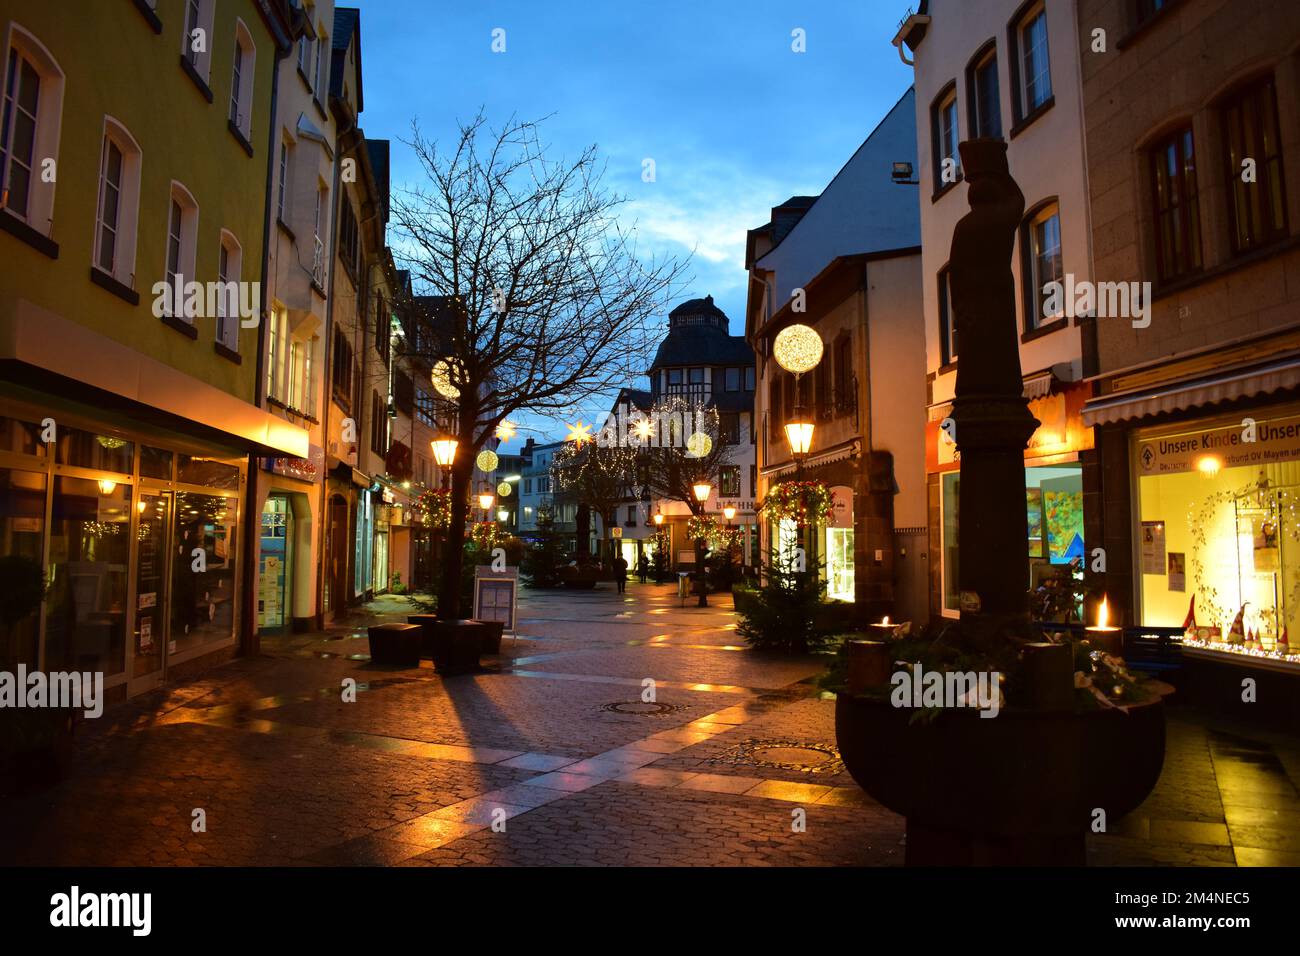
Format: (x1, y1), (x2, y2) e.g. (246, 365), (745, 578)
(613, 554), (629, 594)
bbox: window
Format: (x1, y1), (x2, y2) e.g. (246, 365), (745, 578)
(938, 267), (957, 364)
(375, 292), (391, 365)
(286, 339), (302, 409)
(162, 183), (199, 319)
(332, 326), (354, 409)
(1135, 0), (1170, 24)
(312, 183), (328, 285)
(2, 29), (67, 228)
(834, 337), (853, 416)
(720, 466), (740, 498)
(668, 368), (683, 386)
(720, 413), (740, 445)
(1012, 2), (1052, 120)
(370, 391), (388, 456)
(814, 360), (830, 421)
(276, 140), (288, 221)
(1223, 77), (1288, 255)
(315, 30), (329, 96)
(768, 377), (782, 440)
(1150, 127), (1201, 283)
(749, 464), (756, 497)
(338, 192), (358, 278)
(725, 367), (740, 391)
(304, 335), (318, 418)
(228, 21), (255, 139)
(297, 30), (311, 81)
(744, 366), (755, 391)
(524, 478), (533, 494)
(216, 230), (241, 350)
(93, 120), (142, 285)
(1021, 203), (1062, 330)
(967, 44), (1002, 139)
(689, 367), (705, 385)
(181, 0), (214, 81)
(266, 305), (281, 398)
(931, 84), (960, 191)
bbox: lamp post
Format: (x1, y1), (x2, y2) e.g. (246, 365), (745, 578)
(429, 431), (459, 593)
(773, 323), (822, 565)
(692, 480), (712, 607)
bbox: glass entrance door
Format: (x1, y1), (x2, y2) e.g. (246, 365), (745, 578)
(258, 496), (292, 634)
(132, 490), (171, 687)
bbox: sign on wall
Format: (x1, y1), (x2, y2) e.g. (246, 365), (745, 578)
(1137, 415), (1300, 476)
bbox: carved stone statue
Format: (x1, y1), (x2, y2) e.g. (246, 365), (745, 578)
(948, 139), (1040, 624)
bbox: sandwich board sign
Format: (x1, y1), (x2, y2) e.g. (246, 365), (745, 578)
(473, 565), (518, 633)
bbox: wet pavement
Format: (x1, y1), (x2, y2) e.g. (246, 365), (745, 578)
(2, 582), (1298, 866)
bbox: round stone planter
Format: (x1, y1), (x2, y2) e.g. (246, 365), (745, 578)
(834, 692), (1166, 865)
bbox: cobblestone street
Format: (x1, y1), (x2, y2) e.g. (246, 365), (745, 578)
(3, 583), (1299, 867)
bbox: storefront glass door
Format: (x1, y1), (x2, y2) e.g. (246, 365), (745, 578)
(132, 491), (171, 685)
(258, 496), (292, 633)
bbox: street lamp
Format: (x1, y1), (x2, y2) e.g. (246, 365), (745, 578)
(691, 480), (712, 607)
(430, 431), (458, 490)
(723, 505), (736, 521)
(478, 486), (496, 513)
(784, 410), (816, 476)
(653, 510), (664, 526)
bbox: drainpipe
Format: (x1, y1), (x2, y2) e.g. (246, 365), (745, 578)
(241, 28), (291, 658)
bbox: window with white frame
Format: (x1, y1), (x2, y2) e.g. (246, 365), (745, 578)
(93, 119), (142, 286)
(267, 304), (283, 399)
(1013, 2), (1052, 118)
(216, 230), (241, 350)
(181, 0), (215, 81)
(1021, 202), (1063, 330)
(1, 26), (64, 231)
(228, 21), (255, 139)
(315, 30), (329, 97)
(163, 183), (199, 319)
(931, 83), (960, 191)
(312, 183), (326, 284)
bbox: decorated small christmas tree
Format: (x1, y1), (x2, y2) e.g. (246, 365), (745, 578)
(522, 504), (566, 588)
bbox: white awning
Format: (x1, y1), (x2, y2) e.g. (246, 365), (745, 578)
(1082, 357), (1300, 427)
(762, 440), (859, 478)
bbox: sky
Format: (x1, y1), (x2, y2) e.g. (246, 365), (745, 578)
(349, 0), (916, 448)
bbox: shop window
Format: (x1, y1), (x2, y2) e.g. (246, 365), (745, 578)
(46, 476), (130, 675)
(826, 526), (855, 602)
(1223, 77), (1288, 256)
(56, 426), (133, 473)
(140, 445), (173, 480)
(0, 466), (47, 665)
(177, 453), (240, 490)
(1020, 201), (1062, 330)
(1134, 414), (1300, 659)
(0, 415), (46, 457)
(1150, 126), (1202, 283)
(170, 490), (237, 655)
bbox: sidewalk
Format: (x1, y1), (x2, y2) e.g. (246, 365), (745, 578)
(1, 582), (1298, 866)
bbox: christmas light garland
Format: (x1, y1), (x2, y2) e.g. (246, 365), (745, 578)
(760, 480), (834, 524)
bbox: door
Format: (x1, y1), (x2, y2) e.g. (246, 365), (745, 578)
(327, 495), (349, 615)
(258, 496), (293, 635)
(131, 490), (171, 690)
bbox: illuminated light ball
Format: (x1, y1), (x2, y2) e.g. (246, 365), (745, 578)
(685, 432), (713, 458)
(495, 420), (517, 441)
(476, 449), (500, 473)
(431, 359), (462, 399)
(497, 481), (512, 497)
(773, 323), (824, 374)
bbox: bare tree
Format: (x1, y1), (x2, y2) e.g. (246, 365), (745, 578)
(636, 397), (735, 517)
(551, 440), (639, 564)
(390, 113), (689, 618)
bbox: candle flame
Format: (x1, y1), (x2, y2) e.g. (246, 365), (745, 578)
(881, 616), (890, 626)
(1097, 596), (1109, 630)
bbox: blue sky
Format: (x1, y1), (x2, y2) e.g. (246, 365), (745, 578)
(350, 0), (915, 446)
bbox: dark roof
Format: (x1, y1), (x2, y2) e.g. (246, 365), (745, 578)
(366, 139), (389, 223)
(331, 7), (362, 112)
(669, 295), (728, 320)
(649, 325), (754, 371)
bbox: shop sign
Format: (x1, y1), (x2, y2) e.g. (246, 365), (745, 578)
(611, 527), (623, 538)
(928, 383), (1093, 471)
(264, 444), (324, 483)
(1137, 415), (1300, 476)
(829, 485), (853, 528)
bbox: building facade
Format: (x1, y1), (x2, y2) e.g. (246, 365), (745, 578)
(1076, 0), (1300, 676)
(745, 91), (928, 621)
(897, 0), (1097, 619)
(0, 0), (300, 702)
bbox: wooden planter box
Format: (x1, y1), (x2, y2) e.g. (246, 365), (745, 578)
(368, 623), (423, 666)
(429, 620), (485, 675)
(472, 619), (505, 654)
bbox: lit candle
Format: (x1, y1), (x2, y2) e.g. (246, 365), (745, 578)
(1085, 596), (1122, 656)
(869, 615), (899, 638)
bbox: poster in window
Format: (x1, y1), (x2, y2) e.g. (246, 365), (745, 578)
(1167, 551), (1186, 592)
(1044, 489), (1084, 564)
(1140, 520), (1166, 575)
(1253, 518), (1280, 573)
(1026, 489), (1043, 558)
